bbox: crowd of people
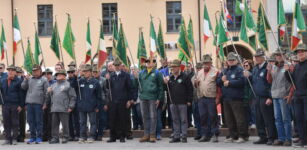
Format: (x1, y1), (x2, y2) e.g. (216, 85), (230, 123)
(0, 43), (307, 148)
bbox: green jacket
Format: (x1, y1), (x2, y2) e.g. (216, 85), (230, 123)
(138, 68), (164, 102)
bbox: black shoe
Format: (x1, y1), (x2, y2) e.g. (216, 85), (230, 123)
(49, 138), (60, 144)
(293, 140), (306, 148)
(107, 138), (116, 143)
(126, 135), (133, 140)
(169, 138), (181, 143)
(120, 138), (125, 143)
(62, 138), (68, 144)
(96, 136), (103, 141)
(198, 136), (210, 142)
(2, 140), (11, 145)
(68, 137), (74, 141)
(266, 140), (274, 145)
(74, 137), (79, 141)
(194, 136), (201, 140)
(253, 138), (268, 144)
(17, 138), (24, 142)
(181, 138), (187, 143)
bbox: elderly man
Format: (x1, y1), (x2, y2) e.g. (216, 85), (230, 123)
(245, 49), (277, 145)
(217, 52), (248, 143)
(0, 65), (23, 145)
(21, 64), (48, 144)
(77, 64), (102, 143)
(285, 44), (307, 147)
(194, 55), (221, 143)
(47, 69), (76, 144)
(16, 67), (27, 143)
(165, 59), (193, 143)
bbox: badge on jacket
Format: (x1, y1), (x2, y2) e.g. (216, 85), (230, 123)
(151, 74), (155, 77)
(60, 85), (65, 91)
(89, 84), (94, 88)
(231, 74), (235, 79)
(37, 80), (41, 84)
(80, 84), (85, 87)
(260, 72), (264, 77)
(177, 79), (182, 83)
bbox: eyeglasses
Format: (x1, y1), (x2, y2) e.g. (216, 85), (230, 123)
(244, 65), (249, 67)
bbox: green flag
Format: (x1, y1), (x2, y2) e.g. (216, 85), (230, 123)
(213, 17), (219, 46)
(235, 0), (244, 15)
(50, 21), (60, 60)
(85, 20), (92, 63)
(112, 17), (118, 58)
(249, 35), (257, 50)
(187, 17), (195, 51)
(116, 23), (128, 66)
(257, 3), (271, 50)
(240, 14), (249, 44)
(63, 15), (76, 59)
(244, 0), (256, 30)
(0, 23), (7, 60)
(217, 14), (229, 46)
(137, 29), (147, 65)
(24, 39), (34, 74)
(178, 50), (188, 63)
(218, 45), (225, 61)
(278, 0), (287, 41)
(177, 18), (191, 61)
(34, 30), (41, 65)
(157, 21), (166, 59)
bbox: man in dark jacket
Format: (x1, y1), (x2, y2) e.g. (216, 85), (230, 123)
(105, 58), (133, 143)
(16, 67), (27, 142)
(0, 65), (23, 145)
(217, 52), (248, 143)
(244, 49), (277, 145)
(165, 59), (193, 143)
(77, 64), (102, 143)
(67, 66), (80, 141)
(285, 44), (307, 147)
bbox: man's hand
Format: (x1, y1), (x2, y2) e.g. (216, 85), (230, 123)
(95, 108), (99, 113)
(68, 108), (73, 113)
(243, 71), (250, 78)
(187, 102), (191, 106)
(265, 98), (272, 106)
(163, 76), (169, 84)
(155, 100), (160, 108)
(103, 105), (108, 111)
(42, 104), (47, 110)
(284, 96), (292, 104)
(126, 101), (132, 109)
(284, 64), (290, 71)
(223, 80), (229, 87)
(105, 73), (110, 80)
(133, 70), (139, 79)
(47, 87), (53, 93)
(25, 74), (31, 80)
(17, 106), (22, 113)
(222, 75), (227, 82)
(266, 64), (273, 72)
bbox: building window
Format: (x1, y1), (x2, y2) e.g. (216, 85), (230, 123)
(37, 5), (53, 36)
(102, 3), (118, 35)
(166, 1), (182, 33)
(226, 0), (242, 31)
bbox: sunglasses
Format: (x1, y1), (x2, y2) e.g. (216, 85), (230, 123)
(67, 71), (74, 74)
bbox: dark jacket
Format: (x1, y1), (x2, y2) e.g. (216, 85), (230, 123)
(106, 71), (133, 104)
(77, 77), (102, 112)
(251, 62), (271, 98)
(286, 60), (307, 99)
(168, 72), (193, 104)
(0, 76), (23, 106)
(217, 65), (245, 101)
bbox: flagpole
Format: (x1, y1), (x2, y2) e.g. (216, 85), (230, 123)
(55, 15), (65, 67)
(259, 0), (296, 89)
(1, 19), (9, 66)
(14, 9), (26, 59)
(219, 0), (257, 98)
(66, 13), (82, 98)
(33, 22), (46, 69)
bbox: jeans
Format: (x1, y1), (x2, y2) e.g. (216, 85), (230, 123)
(294, 98), (307, 142)
(170, 104), (188, 138)
(273, 98), (292, 142)
(140, 100), (157, 136)
(156, 108), (163, 137)
(27, 104), (43, 139)
(79, 112), (97, 139)
(192, 101), (201, 137)
(198, 97), (219, 138)
(69, 109), (80, 138)
(96, 108), (107, 138)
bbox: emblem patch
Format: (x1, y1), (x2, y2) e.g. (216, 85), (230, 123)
(231, 74), (235, 79)
(89, 84), (94, 88)
(177, 79), (182, 83)
(260, 72), (264, 77)
(80, 84), (85, 87)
